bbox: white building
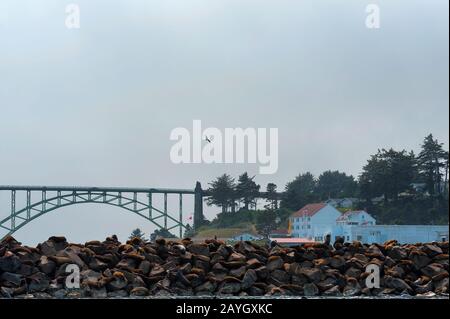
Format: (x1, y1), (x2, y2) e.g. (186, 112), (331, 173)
(325, 198), (360, 209)
(336, 210), (376, 226)
(231, 233), (262, 241)
(335, 224), (449, 244)
(289, 203), (449, 244)
(289, 203), (341, 242)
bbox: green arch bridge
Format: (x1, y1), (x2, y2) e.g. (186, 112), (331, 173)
(0, 183), (283, 241)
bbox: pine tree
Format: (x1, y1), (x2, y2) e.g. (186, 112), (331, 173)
(235, 172), (261, 211)
(316, 170), (358, 200)
(281, 172), (317, 211)
(206, 174), (236, 213)
(417, 134), (448, 196)
(266, 183), (278, 209)
(129, 228), (146, 241)
(359, 149), (416, 202)
(150, 228), (176, 241)
(256, 209), (277, 239)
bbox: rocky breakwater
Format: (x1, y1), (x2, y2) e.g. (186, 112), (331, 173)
(0, 235), (448, 298)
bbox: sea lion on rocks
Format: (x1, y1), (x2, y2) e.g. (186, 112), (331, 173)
(107, 271), (128, 291)
(130, 286), (149, 296)
(324, 234), (331, 247)
(172, 244), (186, 256)
(1, 234), (449, 297)
(155, 238), (166, 246)
(127, 237), (144, 246)
(343, 277), (361, 296)
(181, 238), (193, 246)
(333, 236), (345, 250)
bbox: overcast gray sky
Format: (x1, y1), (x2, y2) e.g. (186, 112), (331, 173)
(0, 0), (448, 245)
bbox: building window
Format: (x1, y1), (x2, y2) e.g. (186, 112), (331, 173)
(307, 225), (311, 229)
(346, 236), (350, 241)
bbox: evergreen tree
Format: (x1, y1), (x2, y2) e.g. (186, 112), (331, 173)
(150, 228), (176, 241)
(129, 228), (146, 241)
(417, 134), (448, 197)
(359, 148), (417, 202)
(316, 170), (358, 200)
(235, 172), (261, 211)
(266, 183), (278, 209)
(206, 174), (236, 213)
(281, 172), (318, 211)
(256, 209), (278, 239)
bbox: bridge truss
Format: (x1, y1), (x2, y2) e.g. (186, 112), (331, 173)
(0, 184), (205, 240)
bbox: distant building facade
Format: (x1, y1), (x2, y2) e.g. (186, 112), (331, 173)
(231, 233), (262, 241)
(289, 203), (449, 244)
(335, 224), (448, 244)
(325, 198), (360, 209)
(270, 229), (290, 238)
(336, 210), (376, 226)
(289, 203), (341, 242)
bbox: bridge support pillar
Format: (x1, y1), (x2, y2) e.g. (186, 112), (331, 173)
(179, 193), (183, 238)
(193, 182), (204, 231)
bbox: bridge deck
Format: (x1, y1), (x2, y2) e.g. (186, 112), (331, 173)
(0, 185), (195, 194)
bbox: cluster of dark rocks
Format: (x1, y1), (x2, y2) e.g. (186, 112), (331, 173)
(0, 235), (448, 298)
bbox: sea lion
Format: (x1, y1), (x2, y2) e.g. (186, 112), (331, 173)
(127, 237), (145, 246)
(48, 236), (67, 243)
(324, 234), (331, 246)
(118, 244), (134, 254)
(172, 244), (186, 255)
(155, 238), (166, 246)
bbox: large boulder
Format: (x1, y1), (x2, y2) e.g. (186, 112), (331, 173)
(0, 253), (22, 272)
(241, 269), (257, 290)
(303, 283), (319, 296)
(266, 256), (284, 271)
(387, 246), (408, 261)
(187, 244), (210, 257)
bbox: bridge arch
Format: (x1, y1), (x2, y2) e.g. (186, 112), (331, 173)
(0, 186), (200, 240)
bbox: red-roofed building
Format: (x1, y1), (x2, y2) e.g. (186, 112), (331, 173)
(291, 203), (327, 218)
(289, 203), (341, 241)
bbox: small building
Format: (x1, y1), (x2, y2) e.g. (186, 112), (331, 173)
(289, 203), (341, 241)
(336, 210), (376, 226)
(231, 233), (262, 241)
(270, 228), (290, 238)
(335, 224), (449, 244)
(289, 202), (448, 244)
(270, 237), (314, 247)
